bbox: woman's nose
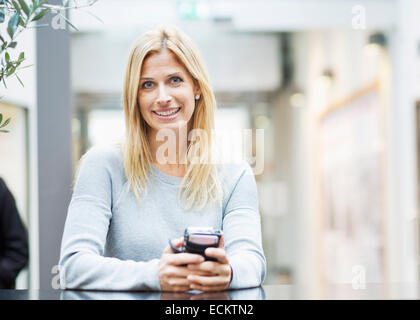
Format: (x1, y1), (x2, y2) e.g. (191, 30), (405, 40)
(156, 85), (172, 106)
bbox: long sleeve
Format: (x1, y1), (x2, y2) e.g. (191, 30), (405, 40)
(59, 147), (161, 291)
(222, 163), (266, 289)
(0, 178), (29, 289)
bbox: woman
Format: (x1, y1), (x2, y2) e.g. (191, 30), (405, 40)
(59, 25), (266, 292)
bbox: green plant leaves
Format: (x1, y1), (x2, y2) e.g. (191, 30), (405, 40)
(15, 72), (23, 86)
(1, 0), (99, 92)
(0, 116), (10, 128)
(1, 1), (33, 88)
(2, 50), (25, 80)
(0, 0), (4, 23)
(0, 113), (11, 132)
(32, 8), (48, 21)
(7, 13), (20, 40)
(18, 0), (31, 17)
(12, 1), (22, 16)
(0, 9), (5, 24)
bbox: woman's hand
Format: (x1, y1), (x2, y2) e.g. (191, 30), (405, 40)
(159, 238), (207, 292)
(186, 237), (232, 292)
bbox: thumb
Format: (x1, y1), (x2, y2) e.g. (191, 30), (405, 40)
(219, 235), (224, 248)
(173, 237), (184, 247)
(163, 237), (184, 254)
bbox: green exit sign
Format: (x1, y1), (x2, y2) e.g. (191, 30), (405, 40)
(178, 0), (199, 20)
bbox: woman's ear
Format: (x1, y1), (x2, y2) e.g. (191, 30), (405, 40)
(193, 79), (202, 96)
(194, 85), (202, 101)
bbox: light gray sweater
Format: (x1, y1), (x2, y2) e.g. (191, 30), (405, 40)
(59, 145), (266, 291)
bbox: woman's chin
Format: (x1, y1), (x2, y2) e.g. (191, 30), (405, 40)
(154, 120), (190, 131)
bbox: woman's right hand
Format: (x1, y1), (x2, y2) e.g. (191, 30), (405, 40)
(158, 238), (205, 292)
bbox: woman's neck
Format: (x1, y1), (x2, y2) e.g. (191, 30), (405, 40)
(148, 126), (189, 177)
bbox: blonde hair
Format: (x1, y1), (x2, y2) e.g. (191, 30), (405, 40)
(122, 25), (222, 210)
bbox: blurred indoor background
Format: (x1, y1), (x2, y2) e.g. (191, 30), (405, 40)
(1, 0), (419, 298)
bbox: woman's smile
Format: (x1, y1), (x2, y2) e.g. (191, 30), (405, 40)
(152, 106), (182, 120)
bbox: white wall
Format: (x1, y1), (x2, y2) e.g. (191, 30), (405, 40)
(71, 28), (281, 94)
(68, 0), (396, 33)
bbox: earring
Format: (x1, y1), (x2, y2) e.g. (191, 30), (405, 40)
(195, 94), (200, 100)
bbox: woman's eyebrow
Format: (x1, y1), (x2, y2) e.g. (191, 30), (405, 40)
(140, 72), (182, 81)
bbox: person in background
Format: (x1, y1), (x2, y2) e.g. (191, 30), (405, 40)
(0, 177), (29, 289)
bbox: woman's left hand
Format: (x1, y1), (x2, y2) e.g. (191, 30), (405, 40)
(186, 246), (232, 292)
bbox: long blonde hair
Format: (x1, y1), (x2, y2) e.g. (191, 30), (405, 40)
(122, 25), (222, 210)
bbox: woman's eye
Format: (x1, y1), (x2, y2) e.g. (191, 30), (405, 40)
(142, 81), (153, 89)
(171, 76), (182, 84)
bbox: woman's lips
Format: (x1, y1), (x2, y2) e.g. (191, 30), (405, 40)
(152, 107), (181, 120)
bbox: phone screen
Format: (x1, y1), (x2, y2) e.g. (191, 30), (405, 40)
(188, 234), (219, 246)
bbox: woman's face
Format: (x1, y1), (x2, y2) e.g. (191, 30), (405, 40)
(138, 49), (200, 136)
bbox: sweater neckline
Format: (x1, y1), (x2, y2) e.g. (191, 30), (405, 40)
(151, 165), (183, 185)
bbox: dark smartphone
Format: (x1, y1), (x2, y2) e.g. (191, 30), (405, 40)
(169, 227), (223, 261)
